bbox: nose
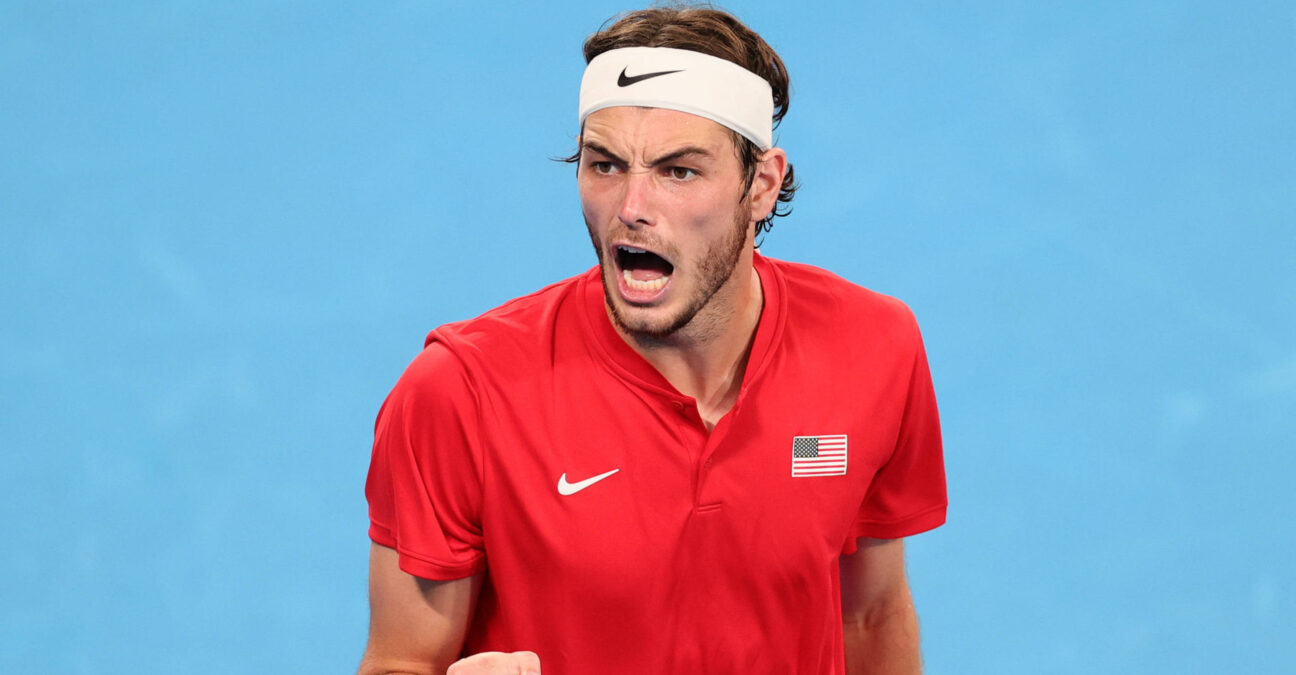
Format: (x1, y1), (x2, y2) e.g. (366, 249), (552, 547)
(617, 170), (654, 228)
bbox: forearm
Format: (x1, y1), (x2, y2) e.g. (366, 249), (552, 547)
(842, 597), (922, 675)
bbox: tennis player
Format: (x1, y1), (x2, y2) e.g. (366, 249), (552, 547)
(361, 6), (946, 674)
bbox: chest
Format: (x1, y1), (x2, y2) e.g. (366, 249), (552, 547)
(471, 350), (908, 606)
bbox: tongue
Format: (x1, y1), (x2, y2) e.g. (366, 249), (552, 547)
(629, 267), (667, 281)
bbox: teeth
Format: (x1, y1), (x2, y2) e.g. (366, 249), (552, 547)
(619, 245), (647, 254)
(623, 269), (669, 292)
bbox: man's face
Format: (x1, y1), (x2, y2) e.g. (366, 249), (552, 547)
(578, 106), (754, 339)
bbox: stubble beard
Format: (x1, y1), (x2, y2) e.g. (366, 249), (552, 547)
(589, 208), (751, 344)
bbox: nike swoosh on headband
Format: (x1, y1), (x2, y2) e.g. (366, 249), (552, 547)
(617, 67), (683, 87)
(580, 47), (775, 150)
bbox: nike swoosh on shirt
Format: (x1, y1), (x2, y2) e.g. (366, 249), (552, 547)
(617, 67), (683, 87)
(557, 468), (620, 496)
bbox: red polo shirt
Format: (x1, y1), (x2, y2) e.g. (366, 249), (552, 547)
(367, 253), (946, 673)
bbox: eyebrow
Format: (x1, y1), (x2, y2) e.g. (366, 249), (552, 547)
(581, 141), (715, 167)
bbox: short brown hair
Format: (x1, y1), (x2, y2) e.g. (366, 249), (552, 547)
(568, 4), (798, 239)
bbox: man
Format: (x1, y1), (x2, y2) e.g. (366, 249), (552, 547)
(361, 6), (946, 674)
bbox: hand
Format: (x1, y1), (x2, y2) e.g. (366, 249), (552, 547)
(446, 651), (541, 675)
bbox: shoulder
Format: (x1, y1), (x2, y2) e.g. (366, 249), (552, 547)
(427, 271), (589, 357)
(765, 257), (921, 343)
(391, 270), (592, 396)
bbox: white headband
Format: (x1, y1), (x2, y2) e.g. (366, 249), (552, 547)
(578, 47), (774, 151)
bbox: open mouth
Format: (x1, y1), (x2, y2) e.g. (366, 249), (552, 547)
(615, 244), (674, 295)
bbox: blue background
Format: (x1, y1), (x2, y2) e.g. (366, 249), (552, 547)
(3, 1), (1292, 672)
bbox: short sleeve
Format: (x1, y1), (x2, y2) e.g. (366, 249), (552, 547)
(842, 323), (947, 554)
(365, 339), (488, 580)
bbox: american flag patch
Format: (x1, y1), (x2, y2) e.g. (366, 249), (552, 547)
(791, 435), (848, 477)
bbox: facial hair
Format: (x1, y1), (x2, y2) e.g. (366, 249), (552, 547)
(589, 207), (750, 342)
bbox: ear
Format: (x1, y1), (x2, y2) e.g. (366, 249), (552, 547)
(746, 147), (789, 224)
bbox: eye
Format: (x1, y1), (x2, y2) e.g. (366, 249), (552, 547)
(668, 166), (697, 180)
(589, 161), (616, 175)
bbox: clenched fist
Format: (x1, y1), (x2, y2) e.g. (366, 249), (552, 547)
(446, 651), (541, 675)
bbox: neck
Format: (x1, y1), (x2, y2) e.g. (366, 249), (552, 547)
(612, 252), (764, 430)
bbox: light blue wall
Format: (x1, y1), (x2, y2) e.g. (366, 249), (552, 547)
(3, 1), (1292, 672)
